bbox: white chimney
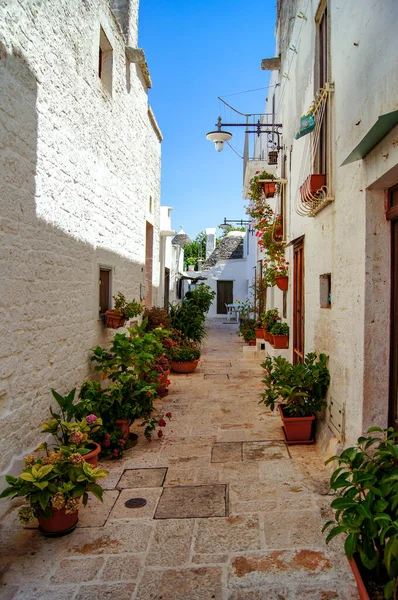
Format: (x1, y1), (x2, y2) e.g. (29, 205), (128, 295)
(205, 228), (216, 259)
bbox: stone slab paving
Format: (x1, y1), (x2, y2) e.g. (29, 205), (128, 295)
(0, 319), (358, 599)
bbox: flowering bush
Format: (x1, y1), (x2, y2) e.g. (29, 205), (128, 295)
(142, 306), (172, 331)
(263, 308), (281, 333)
(263, 256), (289, 287)
(168, 339), (200, 363)
(0, 443), (108, 524)
(238, 318), (256, 342)
(142, 411), (172, 441)
(40, 389), (102, 455)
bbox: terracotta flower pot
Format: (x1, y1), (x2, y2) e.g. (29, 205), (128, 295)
(170, 359), (199, 374)
(275, 276), (288, 291)
(299, 174), (326, 203)
(255, 328), (265, 339)
(38, 507), (79, 537)
(248, 339), (256, 346)
(264, 331), (273, 343)
(263, 182), (276, 198)
(278, 404), (315, 443)
(115, 419), (131, 440)
(347, 557), (371, 600)
(272, 334), (289, 349)
(83, 442), (101, 467)
(105, 310), (126, 328)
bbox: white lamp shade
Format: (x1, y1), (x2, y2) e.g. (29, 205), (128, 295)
(206, 130), (233, 143)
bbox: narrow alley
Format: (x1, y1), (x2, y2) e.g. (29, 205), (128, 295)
(0, 321), (358, 599)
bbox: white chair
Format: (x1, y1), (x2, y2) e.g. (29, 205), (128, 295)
(225, 303), (239, 323)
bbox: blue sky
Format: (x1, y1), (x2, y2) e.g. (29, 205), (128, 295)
(139, 1), (277, 240)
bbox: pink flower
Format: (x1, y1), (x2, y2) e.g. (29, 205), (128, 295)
(119, 438), (126, 446)
(103, 439), (110, 447)
(86, 414), (98, 424)
(158, 418), (166, 427)
(69, 431), (84, 445)
(113, 449), (119, 457)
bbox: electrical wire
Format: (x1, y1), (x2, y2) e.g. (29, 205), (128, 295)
(221, 83), (279, 98)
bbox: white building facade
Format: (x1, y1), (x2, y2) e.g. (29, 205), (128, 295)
(252, 0), (398, 452)
(0, 0), (162, 479)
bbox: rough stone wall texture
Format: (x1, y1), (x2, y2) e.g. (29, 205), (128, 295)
(0, 0), (161, 486)
(263, 0), (398, 449)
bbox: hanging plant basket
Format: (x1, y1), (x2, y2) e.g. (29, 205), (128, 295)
(275, 276), (288, 291)
(263, 182), (276, 198)
(105, 310), (126, 328)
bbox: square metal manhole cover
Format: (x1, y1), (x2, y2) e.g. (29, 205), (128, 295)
(117, 468), (167, 489)
(154, 485), (227, 519)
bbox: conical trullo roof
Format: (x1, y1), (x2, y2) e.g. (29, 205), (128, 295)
(172, 226), (192, 247)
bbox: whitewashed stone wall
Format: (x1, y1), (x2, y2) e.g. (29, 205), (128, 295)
(0, 0), (162, 486)
(261, 0), (398, 450)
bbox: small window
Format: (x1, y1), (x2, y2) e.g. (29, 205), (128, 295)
(98, 27), (113, 95)
(99, 268), (112, 317)
(320, 273), (331, 308)
(149, 196), (153, 213)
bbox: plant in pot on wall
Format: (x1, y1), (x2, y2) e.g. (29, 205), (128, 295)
(105, 292), (143, 328)
(270, 321), (290, 348)
(0, 443), (108, 537)
(249, 170), (279, 200)
(263, 308), (281, 343)
(238, 317), (257, 345)
(260, 352), (330, 443)
(323, 427), (398, 600)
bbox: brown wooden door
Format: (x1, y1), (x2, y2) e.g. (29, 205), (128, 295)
(388, 185), (398, 427)
(99, 268), (110, 316)
(164, 268), (170, 309)
(293, 239), (304, 364)
(217, 281), (233, 314)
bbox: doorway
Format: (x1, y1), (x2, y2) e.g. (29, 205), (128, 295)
(217, 281), (233, 314)
(293, 238), (304, 364)
(388, 184), (398, 428)
(145, 222), (153, 309)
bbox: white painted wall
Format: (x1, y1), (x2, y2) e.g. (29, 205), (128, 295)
(261, 0), (398, 449)
(0, 0), (162, 483)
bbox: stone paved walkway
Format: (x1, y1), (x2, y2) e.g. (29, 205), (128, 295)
(0, 320), (358, 599)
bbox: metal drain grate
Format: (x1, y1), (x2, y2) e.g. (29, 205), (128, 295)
(203, 373), (230, 379)
(124, 498), (147, 508)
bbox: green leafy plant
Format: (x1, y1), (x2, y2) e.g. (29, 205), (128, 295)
(40, 389), (102, 454)
(260, 352), (330, 416)
(0, 444), (108, 524)
(238, 318), (257, 342)
(323, 427), (398, 599)
(112, 292), (143, 319)
(235, 298), (254, 322)
(142, 306), (172, 331)
(271, 322), (289, 336)
(263, 308), (281, 333)
(168, 339), (201, 363)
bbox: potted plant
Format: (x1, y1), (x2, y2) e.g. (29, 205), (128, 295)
(299, 174), (326, 203)
(260, 352), (330, 443)
(263, 308), (281, 343)
(255, 313), (266, 339)
(168, 339), (201, 373)
(270, 322), (289, 348)
(154, 355), (171, 396)
(249, 170), (279, 200)
(238, 318), (257, 345)
(0, 444), (108, 536)
(41, 388), (103, 466)
(142, 306), (172, 331)
(105, 292), (143, 328)
(323, 427), (398, 599)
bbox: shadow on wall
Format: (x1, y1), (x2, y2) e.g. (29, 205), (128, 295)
(0, 43), (146, 481)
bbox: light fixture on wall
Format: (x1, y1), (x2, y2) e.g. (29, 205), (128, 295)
(206, 116), (283, 153)
(218, 218), (255, 235)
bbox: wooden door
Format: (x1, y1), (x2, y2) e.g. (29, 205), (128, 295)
(217, 281), (233, 314)
(99, 268), (110, 317)
(145, 222), (153, 308)
(164, 268), (170, 309)
(388, 185), (398, 427)
(293, 239), (304, 364)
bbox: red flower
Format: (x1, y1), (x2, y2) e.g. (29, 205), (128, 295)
(158, 418), (166, 427)
(113, 449), (119, 457)
(157, 429), (163, 438)
(145, 436), (152, 442)
(166, 412), (172, 419)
